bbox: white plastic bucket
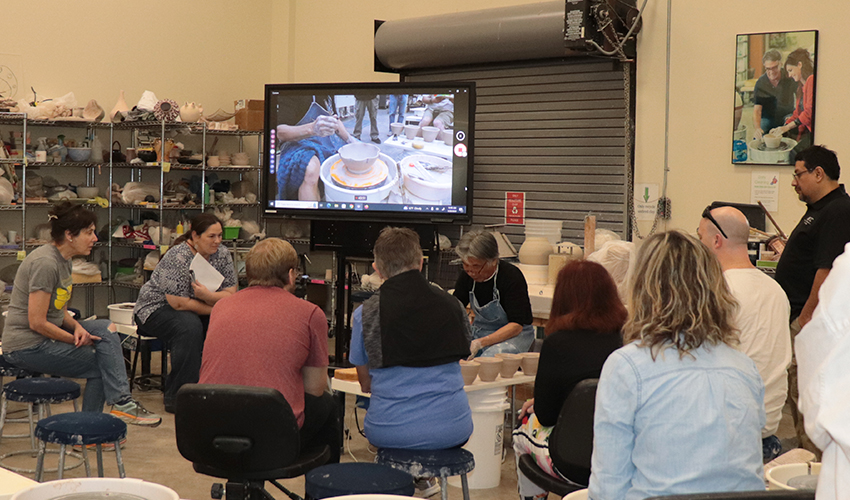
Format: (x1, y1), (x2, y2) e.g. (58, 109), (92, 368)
(450, 396), (510, 489)
(12, 478), (179, 500)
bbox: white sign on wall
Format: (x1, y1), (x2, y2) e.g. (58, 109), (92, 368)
(634, 183), (659, 221)
(751, 171), (780, 212)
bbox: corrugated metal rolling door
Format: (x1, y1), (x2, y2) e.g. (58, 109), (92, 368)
(405, 58), (634, 247)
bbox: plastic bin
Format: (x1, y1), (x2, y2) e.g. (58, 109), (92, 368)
(222, 226), (240, 240)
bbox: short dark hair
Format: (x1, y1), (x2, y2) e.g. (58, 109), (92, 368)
(796, 145), (840, 181)
(546, 260), (627, 335)
(49, 202), (98, 243)
(373, 227), (422, 278)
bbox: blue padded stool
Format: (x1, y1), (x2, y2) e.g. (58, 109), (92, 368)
(304, 462), (415, 499)
(377, 447), (475, 500)
(0, 354), (36, 440)
(0, 377), (82, 474)
(34, 412), (127, 481)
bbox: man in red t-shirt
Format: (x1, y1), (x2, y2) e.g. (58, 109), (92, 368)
(200, 238), (339, 462)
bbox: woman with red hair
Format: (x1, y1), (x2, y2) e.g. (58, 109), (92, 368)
(512, 260), (626, 500)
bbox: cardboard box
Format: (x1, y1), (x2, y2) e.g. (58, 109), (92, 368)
(234, 99), (264, 131)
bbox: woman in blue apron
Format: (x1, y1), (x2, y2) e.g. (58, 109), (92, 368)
(453, 231), (535, 357)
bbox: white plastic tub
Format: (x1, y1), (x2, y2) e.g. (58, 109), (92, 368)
(107, 302), (136, 325)
(12, 478), (178, 500)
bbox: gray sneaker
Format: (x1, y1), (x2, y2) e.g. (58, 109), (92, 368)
(111, 399), (162, 427)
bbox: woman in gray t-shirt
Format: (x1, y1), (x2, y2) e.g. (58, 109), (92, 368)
(1, 202), (160, 427)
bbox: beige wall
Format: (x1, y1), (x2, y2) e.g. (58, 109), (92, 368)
(281, 1), (846, 238)
(635, 2), (843, 237)
(5, 1), (843, 238)
(0, 0), (273, 114)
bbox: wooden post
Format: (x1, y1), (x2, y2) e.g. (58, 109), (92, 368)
(584, 215), (596, 256)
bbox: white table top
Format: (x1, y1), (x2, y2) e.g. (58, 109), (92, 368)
(0, 467), (37, 500)
(332, 372), (534, 398)
(383, 135), (452, 159)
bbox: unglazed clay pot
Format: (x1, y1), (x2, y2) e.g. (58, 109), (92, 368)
(180, 102), (203, 123)
(476, 357), (503, 382)
(404, 124), (418, 140)
(459, 360), (480, 385)
(110, 90), (130, 122)
(518, 237), (555, 265)
(495, 353), (522, 378)
(520, 352), (540, 376)
(421, 126), (440, 142)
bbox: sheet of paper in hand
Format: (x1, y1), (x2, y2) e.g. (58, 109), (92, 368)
(190, 253), (224, 292)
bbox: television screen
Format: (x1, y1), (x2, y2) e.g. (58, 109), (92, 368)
(263, 82), (474, 223)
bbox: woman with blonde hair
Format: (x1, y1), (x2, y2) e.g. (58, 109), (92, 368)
(588, 230), (765, 500)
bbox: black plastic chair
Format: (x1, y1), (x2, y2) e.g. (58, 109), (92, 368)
(517, 378), (598, 497)
(645, 491), (815, 500)
(175, 384), (331, 500)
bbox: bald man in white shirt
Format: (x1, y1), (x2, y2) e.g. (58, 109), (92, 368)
(698, 206), (792, 461)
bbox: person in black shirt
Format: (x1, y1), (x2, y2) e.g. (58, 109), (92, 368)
(453, 231), (534, 357)
(775, 145), (850, 455)
(752, 49), (797, 140)
(512, 260), (625, 498)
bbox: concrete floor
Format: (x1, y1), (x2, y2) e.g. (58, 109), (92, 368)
(0, 362), (798, 500)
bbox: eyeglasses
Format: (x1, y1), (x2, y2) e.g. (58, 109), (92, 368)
(764, 64), (781, 73)
(462, 258), (490, 275)
(791, 169), (812, 180)
(702, 206), (728, 239)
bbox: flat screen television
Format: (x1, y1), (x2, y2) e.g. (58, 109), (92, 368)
(263, 82), (475, 224)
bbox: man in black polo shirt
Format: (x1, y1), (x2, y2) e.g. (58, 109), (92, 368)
(776, 145), (850, 454)
(752, 49), (797, 141)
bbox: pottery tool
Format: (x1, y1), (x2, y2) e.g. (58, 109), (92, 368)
(758, 201), (787, 239)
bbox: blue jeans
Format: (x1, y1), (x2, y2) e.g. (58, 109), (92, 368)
(4, 319), (130, 412)
(387, 95), (407, 127)
(137, 305), (207, 405)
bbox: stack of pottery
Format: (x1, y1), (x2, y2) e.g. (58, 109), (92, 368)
(231, 152), (250, 166)
(495, 353), (522, 378)
(476, 357), (503, 382)
(459, 360), (480, 385)
(217, 151), (231, 166)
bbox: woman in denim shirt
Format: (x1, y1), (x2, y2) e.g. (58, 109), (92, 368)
(589, 230), (766, 500)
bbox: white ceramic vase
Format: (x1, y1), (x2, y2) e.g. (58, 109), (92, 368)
(110, 90), (130, 122)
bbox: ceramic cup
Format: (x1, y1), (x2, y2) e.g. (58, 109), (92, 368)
(520, 352), (540, 376)
(476, 357), (503, 382)
(459, 360), (481, 385)
(404, 124), (418, 140)
(495, 353), (522, 378)
(8, 230), (17, 244)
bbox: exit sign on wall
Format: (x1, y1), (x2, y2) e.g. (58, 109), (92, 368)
(505, 192), (525, 225)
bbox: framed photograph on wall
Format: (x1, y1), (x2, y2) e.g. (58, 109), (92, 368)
(731, 29), (818, 165)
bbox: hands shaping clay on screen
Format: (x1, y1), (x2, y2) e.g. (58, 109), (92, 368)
(276, 115), (353, 201)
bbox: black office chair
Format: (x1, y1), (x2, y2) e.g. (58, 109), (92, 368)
(517, 378), (598, 497)
(646, 491), (815, 500)
(175, 384), (331, 500)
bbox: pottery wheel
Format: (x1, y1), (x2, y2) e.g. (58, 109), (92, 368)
(330, 158), (389, 190)
(756, 139), (794, 152)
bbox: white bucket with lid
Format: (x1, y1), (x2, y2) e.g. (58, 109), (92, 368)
(450, 388), (509, 489)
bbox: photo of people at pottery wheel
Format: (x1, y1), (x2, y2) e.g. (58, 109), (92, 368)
(268, 93), (460, 207)
(732, 30), (818, 165)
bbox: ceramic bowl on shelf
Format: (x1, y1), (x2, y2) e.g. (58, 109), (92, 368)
(520, 352), (540, 376)
(495, 353), (522, 378)
(76, 186), (99, 199)
(459, 360), (480, 385)
(476, 357), (503, 382)
(66, 147), (92, 162)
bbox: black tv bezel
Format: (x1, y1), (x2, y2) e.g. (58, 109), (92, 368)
(262, 81), (475, 224)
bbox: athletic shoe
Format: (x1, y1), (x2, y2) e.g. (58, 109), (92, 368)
(414, 478), (440, 498)
(110, 400), (162, 427)
(72, 437), (128, 452)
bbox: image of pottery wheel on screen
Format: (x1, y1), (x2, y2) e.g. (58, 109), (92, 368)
(401, 154), (453, 204)
(320, 152), (399, 202)
(747, 137), (798, 164)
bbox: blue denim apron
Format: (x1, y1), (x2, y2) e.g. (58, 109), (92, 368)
(469, 266), (535, 357)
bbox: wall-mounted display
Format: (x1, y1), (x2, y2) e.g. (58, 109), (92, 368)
(732, 30), (818, 165)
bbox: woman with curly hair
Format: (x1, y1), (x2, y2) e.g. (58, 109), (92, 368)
(588, 230), (765, 500)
